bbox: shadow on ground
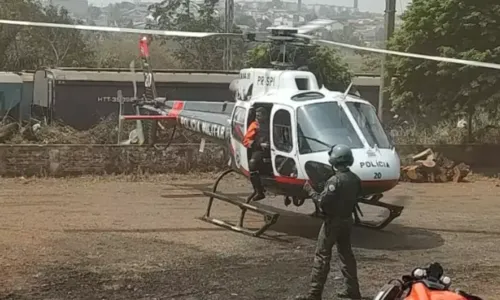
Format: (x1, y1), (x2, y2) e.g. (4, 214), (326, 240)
(163, 182), (444, 251)
(259, 203), (444, 251)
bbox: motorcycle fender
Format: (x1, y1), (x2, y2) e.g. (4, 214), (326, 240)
(373, 283), (402, 300)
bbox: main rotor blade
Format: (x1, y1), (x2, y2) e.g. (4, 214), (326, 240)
(297, 19), (336, 34)
(0, 19), (242, 38)
(297, 34), (500, 71)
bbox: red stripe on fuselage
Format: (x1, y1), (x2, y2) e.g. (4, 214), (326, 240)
(361, 179), (399, 190)
(167, 101), (185, 118)
(275, 176), (306, 185)
(229, 144), (399, 194)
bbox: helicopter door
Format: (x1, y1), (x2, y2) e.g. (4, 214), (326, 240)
(230, 105), (249, 171)
(270, 105), (299, 178)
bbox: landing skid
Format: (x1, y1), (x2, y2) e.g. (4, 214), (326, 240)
(353, 194), (404, 230)
(200, 169), (279, 237)
(309, 194), (404, 230)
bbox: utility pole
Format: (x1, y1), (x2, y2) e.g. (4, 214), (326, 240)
(294, 0), (302, 25)
(377, 0), (396, 122)
(223, 0), (234, 70)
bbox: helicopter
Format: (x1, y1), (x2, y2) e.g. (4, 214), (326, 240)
(117, 22), (407, 237)
(0, 18), (405, 237)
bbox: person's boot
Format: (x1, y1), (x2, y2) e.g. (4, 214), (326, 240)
(249, 172), (266, 201)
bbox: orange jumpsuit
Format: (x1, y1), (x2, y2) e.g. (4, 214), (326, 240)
(243, 120), (259, 148)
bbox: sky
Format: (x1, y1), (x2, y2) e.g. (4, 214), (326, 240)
(88, 0), (413, 13)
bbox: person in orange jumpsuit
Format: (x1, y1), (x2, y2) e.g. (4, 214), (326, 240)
(243, 107), (269, 201)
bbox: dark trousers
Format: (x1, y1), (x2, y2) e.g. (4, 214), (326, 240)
(248, 150), (263, 172)
(309, 217), (360, 297)
(248, 150), (264, 195)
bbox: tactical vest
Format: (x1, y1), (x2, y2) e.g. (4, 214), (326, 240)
(322, 170), (361, 219)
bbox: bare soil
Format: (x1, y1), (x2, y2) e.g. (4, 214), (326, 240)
(0, 173), (499, 300)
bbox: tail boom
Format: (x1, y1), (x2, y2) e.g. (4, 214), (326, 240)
(119, 100), (233, 143)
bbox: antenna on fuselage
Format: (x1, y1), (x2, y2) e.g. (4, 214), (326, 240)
(342, 82), (354, 100)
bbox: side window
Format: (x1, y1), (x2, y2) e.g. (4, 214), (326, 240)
(231, 106), (246, 143)
(275, 155), (297, 177)
(272, 109), (293, 153)
(0, 92), (4, 112)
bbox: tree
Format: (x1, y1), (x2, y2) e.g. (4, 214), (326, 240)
(387, 0), (500, 121)
(271, 0), (283, 9)
(0, 0), (42, 69)
(259, 18), (272, 32)
(30, 5), (94, 67)
(325, 25), (364, 46)
(0, 1), (94, 70)
(148, 0), (247, 70)
(235, 15), (257, 30)
(358, 41), (384, 74)
(245, 44), (353, 91)
(88, 5), (102, 20)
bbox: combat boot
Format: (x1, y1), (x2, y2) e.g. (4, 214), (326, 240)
(249, 172), (266, 201)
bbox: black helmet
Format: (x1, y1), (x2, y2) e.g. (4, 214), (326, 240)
(328, 144), (354, 167)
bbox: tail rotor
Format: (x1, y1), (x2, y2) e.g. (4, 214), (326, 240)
(117, 59), (145, 145)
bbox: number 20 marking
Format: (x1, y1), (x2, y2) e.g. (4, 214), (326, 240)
(373, 172), (382, 179)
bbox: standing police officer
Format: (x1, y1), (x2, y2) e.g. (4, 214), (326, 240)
(296, 144), (362, 300)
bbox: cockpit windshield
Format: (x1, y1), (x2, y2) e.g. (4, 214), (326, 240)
(297, 102), (364, 154)
(345, 101), (392, 149)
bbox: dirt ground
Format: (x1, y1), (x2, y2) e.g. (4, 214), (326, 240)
(0, 173), (499, 300)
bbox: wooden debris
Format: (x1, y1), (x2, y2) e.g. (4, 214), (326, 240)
(400, 148), (470, 183)
(0, 123), (19, 142)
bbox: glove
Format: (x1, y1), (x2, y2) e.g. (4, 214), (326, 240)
(260, 142), (270, 149)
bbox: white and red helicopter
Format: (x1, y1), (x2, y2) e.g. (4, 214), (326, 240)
(0, 18), (404, 236)
(118, 23), (406, 237)
(4, 18), (499, 237)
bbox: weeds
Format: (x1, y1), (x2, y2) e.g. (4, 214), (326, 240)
(390, 112), (500, 145)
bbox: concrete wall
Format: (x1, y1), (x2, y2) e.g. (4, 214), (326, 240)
(0, 144), (498, 177)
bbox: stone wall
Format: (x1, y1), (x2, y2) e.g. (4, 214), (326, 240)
(0, 144), (226, 177)
(0, 143), (498, 177)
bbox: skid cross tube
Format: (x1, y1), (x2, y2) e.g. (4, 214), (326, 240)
(353, 196), (404, 230)
(200, 169), (279, 237)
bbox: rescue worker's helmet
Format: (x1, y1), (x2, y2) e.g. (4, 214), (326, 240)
(328, 144), (354, 167)
(255, 107), (268, 122)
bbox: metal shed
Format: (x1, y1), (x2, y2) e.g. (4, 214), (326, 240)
(33, 68), (239, 130)
(20, 72), (34, 121)
(0, 72), (23, 120)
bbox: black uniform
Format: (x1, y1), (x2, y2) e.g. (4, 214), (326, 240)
(244, 107), (270, 201)
(303, 168), (362, 299)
